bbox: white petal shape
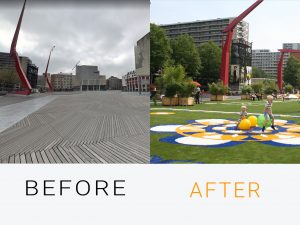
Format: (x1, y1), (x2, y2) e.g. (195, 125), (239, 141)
(150, 125), (181, 132)
(175, 136), (231, 146)
(272, 138), (300, 145)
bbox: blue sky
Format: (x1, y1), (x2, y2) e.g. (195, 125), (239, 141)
(151, 0), (300, 51)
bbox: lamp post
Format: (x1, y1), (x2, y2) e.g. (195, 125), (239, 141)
(44, 45), (55, 91)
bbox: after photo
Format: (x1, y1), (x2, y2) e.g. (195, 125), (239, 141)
(150, 0), (300, 164)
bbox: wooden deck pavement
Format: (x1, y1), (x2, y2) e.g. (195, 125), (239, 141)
(0, 92), (149, 163)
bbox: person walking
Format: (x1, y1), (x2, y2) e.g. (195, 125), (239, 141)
(195, 86), (201, 104)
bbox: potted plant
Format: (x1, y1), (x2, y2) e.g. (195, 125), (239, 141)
(241, 85), (252, 100)
(208, 81), (229, 101)
(162, 82), (180, 106)
(178, 82), (196, 106)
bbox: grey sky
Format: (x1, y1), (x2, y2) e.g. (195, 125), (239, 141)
(151, 0), (300, 52)
(0, 1), (149, 78)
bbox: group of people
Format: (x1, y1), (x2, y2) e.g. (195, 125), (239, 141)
(237, 95), (275, 132)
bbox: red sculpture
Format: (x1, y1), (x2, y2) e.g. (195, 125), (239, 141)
(220, 0), (263, 86)
(10, 0), (32, 95)
(277, 49), (300, 92)
(44, 46), (55, 91)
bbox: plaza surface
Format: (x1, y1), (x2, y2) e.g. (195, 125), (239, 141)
(151, 99), (300, 164)
(0, 91), (149, 163)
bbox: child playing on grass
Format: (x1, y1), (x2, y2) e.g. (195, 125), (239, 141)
(262, 95), (276, 132)
(236, 105), (248, 129)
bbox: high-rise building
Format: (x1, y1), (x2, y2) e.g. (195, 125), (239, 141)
(0, 52), (38, 89)
(252, 44), (300, 78)
(160, 18), (249, 47)
(283, 43), (300, 50)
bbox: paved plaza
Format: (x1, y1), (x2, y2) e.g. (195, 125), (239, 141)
(0, 91), (149, 163)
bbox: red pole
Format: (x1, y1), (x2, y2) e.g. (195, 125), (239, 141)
(10, 0), (32, 95)
(277, 52), (284, 92)
(44, 46), (55, 91)
(220, 30), (233, 86)
(220, 0), (263, 86)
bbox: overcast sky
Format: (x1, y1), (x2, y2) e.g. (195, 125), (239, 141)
(0, 0), (149, 78)
(151, 0), (300, 52)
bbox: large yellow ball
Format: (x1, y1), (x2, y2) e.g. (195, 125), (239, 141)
(248, 116), (258, 127)
(239, 119), (251, 130)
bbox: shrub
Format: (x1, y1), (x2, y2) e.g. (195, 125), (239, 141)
(284, 84), (293, 93)
(241, 85), (252, 95)
(179, 82), (196, 97)
(208, 81), (229, 95)
(251, 83), (263, 93)
(165, 83), (181, 98)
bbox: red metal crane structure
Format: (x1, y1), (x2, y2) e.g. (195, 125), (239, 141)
(44, 46), (55, 91)
(277, 49), (300, 92)
(220, 0), (263, 86)
(10, 0), (32, 95)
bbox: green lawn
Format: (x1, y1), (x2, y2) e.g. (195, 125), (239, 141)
(150, 99), (300, 164)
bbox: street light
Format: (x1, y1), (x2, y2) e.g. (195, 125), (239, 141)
(44, 45), (55, 91)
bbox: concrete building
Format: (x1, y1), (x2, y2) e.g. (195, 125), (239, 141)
(50, 73), (73, 91)
(0, 52), (38, 89)
(252, 44), (300, 78)
(283, 43), (300, 50)
(122, 71), (137, 92)
(252, 50), (283, 79)
(106, 76), (122, 90)
(160, 18), (249, 47)
(135, 33), (150, 92)
(75, 65), (106, 91)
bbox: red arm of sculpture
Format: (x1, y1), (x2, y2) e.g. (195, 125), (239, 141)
(10, 0), (32, 95)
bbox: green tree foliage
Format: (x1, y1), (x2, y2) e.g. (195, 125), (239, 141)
(251, 83), (263, 93)
(283, 56), (300, 89)
(262, 79), (278, 95)
(252, 66), (268, 78)
(198, 41), (221, 85)
(208, 81), (229, 95)
(150, 23), (172, 75)
(284, 83), (293, 93)
(171, 34), (201, 78)
(0, 69), (19, 85)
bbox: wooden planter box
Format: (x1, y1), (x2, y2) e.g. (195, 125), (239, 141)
(241, 94), (250, 100)
(179, 97), (194, 106)
(210, 95), (225, 101)
(162, 97), (179, 106)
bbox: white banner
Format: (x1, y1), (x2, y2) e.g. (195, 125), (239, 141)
(0, 165), (299, 225)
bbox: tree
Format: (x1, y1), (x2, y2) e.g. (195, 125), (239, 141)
(198, 41), (221, 85)
(283, 56), (300, 89)
(252, 66), (268, 78)
(150, 23), (172, 76)
(171, 34), (201, 78)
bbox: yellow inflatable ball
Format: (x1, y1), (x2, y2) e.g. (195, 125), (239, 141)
(239, 119), (251, 130)
(248, 115), (258, 127)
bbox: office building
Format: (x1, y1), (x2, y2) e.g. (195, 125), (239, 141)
(0, 52), (38, 89)
(50, 73), (73, 91)
(75, 65), (106, 91)
(106, 76), (122, 90)
(160, 18), (249, 47)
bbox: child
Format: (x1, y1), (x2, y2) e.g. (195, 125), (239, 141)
(237, 105), (248, 129)
(262, 95), (276, 132)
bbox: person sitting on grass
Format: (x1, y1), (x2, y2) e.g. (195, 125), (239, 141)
(262, 95), (276, 132)
(236, 105), (248, 130)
